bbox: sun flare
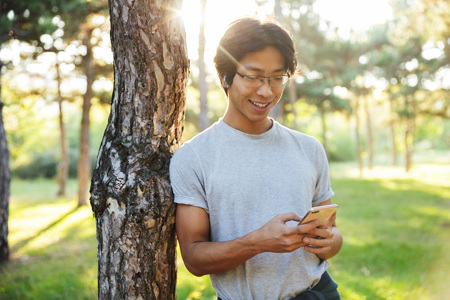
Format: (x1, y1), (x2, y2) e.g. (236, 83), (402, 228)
(180, 0), (392, 64)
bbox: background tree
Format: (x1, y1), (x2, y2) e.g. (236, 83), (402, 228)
(197, 0), (209, 132)
(0, 0), (61, 263)
(56, 0), (110, 206)
(387, 0), (450, 172)
(55, 61), (69, 196)
(1, 0), (111, 203)
(89, 0), (189, 298)
(0, 87), (10, 262)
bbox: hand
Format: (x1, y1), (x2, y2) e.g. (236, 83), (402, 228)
(253, 212), (320, 253)
(302, 212), (337, 257)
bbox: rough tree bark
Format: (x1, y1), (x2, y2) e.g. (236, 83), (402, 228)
(197, 0), (209, 132)
(89, 0), (188, 299)
(56, 62), (69, 196)
(0, 64), (10, 262)
(78, 28), (94, 206)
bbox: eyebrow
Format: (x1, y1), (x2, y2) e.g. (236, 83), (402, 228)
(239, 64), (286, 74)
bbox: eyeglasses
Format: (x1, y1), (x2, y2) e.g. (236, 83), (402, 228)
(236, 72), (290, 88)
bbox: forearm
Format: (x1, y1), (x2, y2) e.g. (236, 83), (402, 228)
(182, 231), (260, 276)
(177, 207), (315, 276)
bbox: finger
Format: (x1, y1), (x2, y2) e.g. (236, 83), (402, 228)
(295, 220), (319, 234)
(304, 244), (331, 254)
(303, 235), (332, 250)
(321, 212), (337, 229)
(310, 226), (335, 240)
(275, 212), (301, 223)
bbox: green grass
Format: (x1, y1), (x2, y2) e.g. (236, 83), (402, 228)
(1, 162), (450, 299)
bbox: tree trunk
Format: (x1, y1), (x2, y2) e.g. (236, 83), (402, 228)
(404, 118), (414, 173)
(269, 0), (284, 125)
(389, 118), (397, 166)
(0, 64), (10, 262)
(56, 62), (69, 196)
(78, 29), (94, 206)
(197, 0), (209, 132)
(89, 0), (188, 299)
(354, 98), (363, 178)
(288, 80), (297, 129)
(364, 96), (373, 169)
(274, 0), (282, 20)
(404, 96), (416, 173)
(388, 98), (398, 166)
(404, 112), (415, 173)
(319, 102), (329, 160)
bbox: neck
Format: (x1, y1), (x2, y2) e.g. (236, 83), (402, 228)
(222, 114), (273, 135)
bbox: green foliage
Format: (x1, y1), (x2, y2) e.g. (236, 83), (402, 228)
(415, 116), (450, 150)
(12, 149), (59, 179)
(4, 92), (108, 179)
(0, 0), (59, 44)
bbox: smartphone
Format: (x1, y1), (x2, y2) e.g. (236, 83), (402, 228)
(298, 204), (338, 226)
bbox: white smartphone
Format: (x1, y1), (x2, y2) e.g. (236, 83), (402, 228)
(298, 204), (338, 226)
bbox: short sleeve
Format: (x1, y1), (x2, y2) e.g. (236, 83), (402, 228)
(312, 141), (334, 205)
(169, 144), (209, 213)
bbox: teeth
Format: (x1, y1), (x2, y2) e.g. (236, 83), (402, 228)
(250, 100), (269, 108)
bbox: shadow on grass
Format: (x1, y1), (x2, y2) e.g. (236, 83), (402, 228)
(1, 206), (97, 300)
(11, 206), (80, 254)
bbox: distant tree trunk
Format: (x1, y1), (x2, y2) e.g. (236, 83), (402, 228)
(288, 80), (298, 129)
(275, 0), (282, 20)
(56, 62), (69, 196)
(269, 0), (284, 125)
(197, 0), (209, 132)
(388, 97), (398, 166)
(404, 120), (414, 172)
(404, 96), (416, 173)
(364, 96), (373, 169)
(89, 0), (188, 299)
(78, 29), (94, 206)
(354, 98), (363, 178)
(319, 102), (329, 159)
(0, 64), (10, 262)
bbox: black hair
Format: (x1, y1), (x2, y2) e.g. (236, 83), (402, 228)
(214, 17), (298, 95)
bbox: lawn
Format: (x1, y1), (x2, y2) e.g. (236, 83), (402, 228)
(1, 162), (449, 299)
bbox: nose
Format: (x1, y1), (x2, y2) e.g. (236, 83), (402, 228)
(256, 78), (273, 97)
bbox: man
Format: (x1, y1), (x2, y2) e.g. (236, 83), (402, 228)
(170, 17), (342, 300)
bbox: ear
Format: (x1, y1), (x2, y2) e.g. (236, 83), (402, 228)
(223, 75), (229, 88)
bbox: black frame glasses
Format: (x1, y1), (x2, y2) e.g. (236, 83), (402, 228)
(236, 72), (290, 88)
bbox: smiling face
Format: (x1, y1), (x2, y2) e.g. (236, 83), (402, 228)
(223, 46), (287, 134)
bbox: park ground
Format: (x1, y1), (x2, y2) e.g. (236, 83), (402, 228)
(1, 154), (449, 300)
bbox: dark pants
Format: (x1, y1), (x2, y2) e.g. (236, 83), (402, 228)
(217, 271), (340, 300)
(290, 271), (340, 300)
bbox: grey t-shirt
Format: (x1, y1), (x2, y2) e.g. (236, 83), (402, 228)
(170, 119), (334, 300)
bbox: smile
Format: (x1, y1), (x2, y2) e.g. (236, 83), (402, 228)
(249, 100), (271, 108)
